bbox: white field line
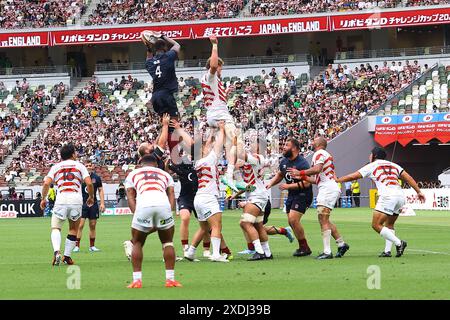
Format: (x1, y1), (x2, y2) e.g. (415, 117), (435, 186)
(408, 249), (450, 256)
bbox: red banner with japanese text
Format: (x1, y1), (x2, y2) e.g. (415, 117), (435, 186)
(331, 7), (450, 31)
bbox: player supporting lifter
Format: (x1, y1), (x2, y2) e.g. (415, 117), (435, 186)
(335, 147), (425, 257)
(184, 122), (230, 262)
(289, 137), (350, 259)
(40, 143), (95, 266)
(74, 160), (105, 252)
(266, 138), (314, 257)
(201, 36), (242, 192)
(168, 119), (212, 258)
(125, 154), (181, 288)
(143, 31), (181, 152)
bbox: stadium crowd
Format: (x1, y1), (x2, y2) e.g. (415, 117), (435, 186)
(0, 80), (67, 163)
(85, 0), (247, 25)
(0, 0), (87, 29)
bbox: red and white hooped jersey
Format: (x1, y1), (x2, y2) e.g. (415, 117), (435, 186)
(311, 149), (338, 189)
(46, 160), (90, 205)
(125, 166), (174, 208)
(195, 151), (220, 197)
(358, 160), (404, 196)
(241, 153), (269, 199)
(201, 72), (229, 116)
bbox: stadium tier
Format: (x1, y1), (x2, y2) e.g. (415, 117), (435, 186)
(1, 58), (428, 187)
(0, 0), (88, 29)
(0, 80), (68, 164)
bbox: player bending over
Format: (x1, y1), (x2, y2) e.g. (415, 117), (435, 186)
(40, 143), (94, 266)
(335, 147), (425, 257)
(125, 154), (181, 288)
(184, 121), (231, 262)
(201, 36), (242, 192)
(266, 138), (314, 257)
(288, 137), (350, 259)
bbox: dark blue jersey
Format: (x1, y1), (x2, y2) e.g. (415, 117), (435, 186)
(82, 172), (102, 203)
(279, 154), (312, 198)
(168, 162), (198, 198)
(145, 50), (178, 94)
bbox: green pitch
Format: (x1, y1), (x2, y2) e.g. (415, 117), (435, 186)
(1, 208), (450, 300)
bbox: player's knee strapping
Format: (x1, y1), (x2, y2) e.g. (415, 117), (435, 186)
(240, 213), (257, 224)
(162, 242), (174, 249)
(317, 206), (329, 215)
(255, 216), (264, 223)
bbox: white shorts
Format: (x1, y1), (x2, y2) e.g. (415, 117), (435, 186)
(248, 195), (268, 212)
(207, 110), (234, 127)
(131, 205), (174, 233)
(316, 188), (341, 210)
(52, 204), (82, 221)
(194, 194), (222, 222)
(375, 194), (405, 216)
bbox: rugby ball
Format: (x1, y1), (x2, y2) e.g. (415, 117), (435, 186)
(141, 30), (162, 46)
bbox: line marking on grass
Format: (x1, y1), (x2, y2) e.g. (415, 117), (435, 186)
(409, 249), (450, 256)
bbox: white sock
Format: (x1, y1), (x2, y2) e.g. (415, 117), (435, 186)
(51, 229), (61, 253)
(335, 237), (345, 248)
(261, 241), (272, 257)
(133, 271), (142, 281)
(64, 237), (76, 257)
(211, 237), (221, 257)
(166, 270), (175, 281)
(252, 239), (264, 254)
(183, 244), (189, 252)
(385, 229), (395, 253)
(380, 227), (401, 247)
(322, 229), (332, 254)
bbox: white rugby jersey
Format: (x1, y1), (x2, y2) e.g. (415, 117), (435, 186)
(45, 160), (90, 205)
(124, 166), (174, 208)
(195, 150), (220, 197)
(201, 72), (228, 116)
(358, 160), (404, 196)
(242, 153), (269, 199)
(311, 149), (338, 189)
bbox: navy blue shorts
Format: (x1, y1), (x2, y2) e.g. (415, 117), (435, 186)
(82, 203), (100, 220)
(151, 90), (179, 118)
(263, 199), (272, 225)
(177, 195), (197, 218)
(285, 195), (312, 214)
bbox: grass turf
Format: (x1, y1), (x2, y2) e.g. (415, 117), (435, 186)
(0, 208), (450, 299)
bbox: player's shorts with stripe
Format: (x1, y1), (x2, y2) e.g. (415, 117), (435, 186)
(177, 195), (197, 218)
(82, 202), (100, 220)
(248, 195), (269, 213)
(194, 194), (222, 222)
(375, 194), (405, 216)
(151, 90), (179, 118)
(131, 205), (174, 233)
(263, 199), (272, 225)
(52, 204), (82, 221)
(286, 194), (312, 214)
(316, 187), (341, 210)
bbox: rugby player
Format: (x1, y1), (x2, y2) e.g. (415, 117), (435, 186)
(266, 138), (313, 257)
(201, 36), (242, 192)
(125, 154), (181, 288)
(288, 137), (349, 259)
(40, 143), (94, 266)
(184, 121), (230, 262)
(74, 160), (105, 252)
(335, 147), (425, 257)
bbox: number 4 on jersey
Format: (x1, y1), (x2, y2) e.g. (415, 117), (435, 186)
(155, 65), (162, 78)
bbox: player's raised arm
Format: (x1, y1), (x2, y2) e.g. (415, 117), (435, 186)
(170, 119), (194, 147)
(208, 36), (219, 75)
(400, 170), (426, 202)
(161, 34), (181, 54)
(156, 113), (170, 150)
